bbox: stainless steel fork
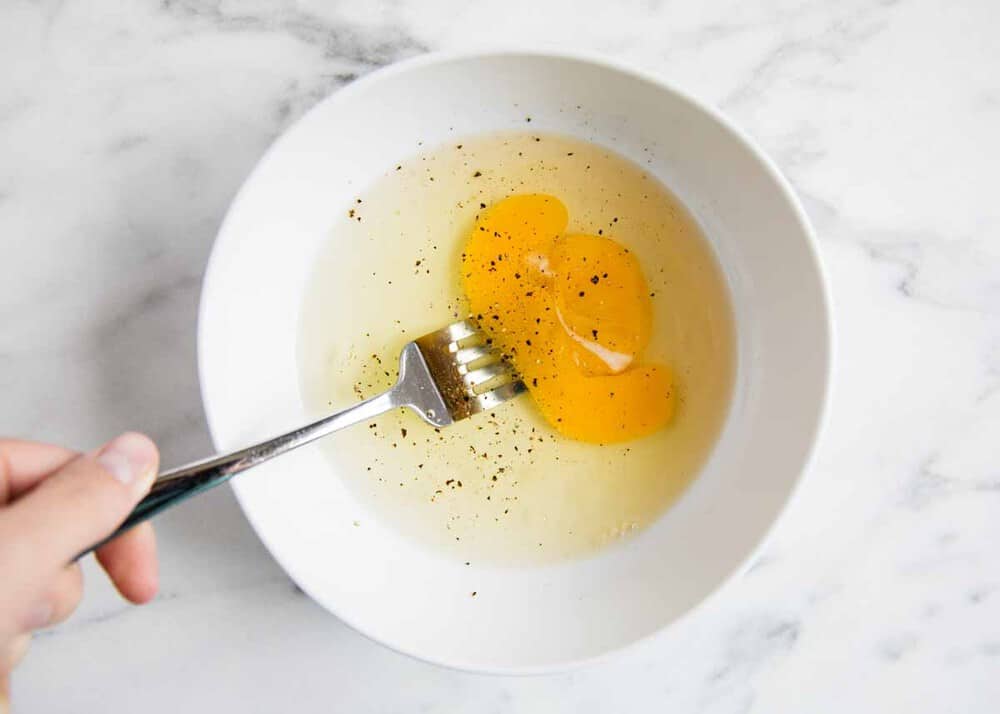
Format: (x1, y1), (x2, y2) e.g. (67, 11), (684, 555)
(82, 319), (524, 555)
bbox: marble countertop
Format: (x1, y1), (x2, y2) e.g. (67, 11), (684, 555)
(2, 1), (998, 711)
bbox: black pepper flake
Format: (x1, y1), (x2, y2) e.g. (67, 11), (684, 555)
(401, 428), (407, 438)
(592, 329), (599, 339)
(473, 170), (482, 177)
(480, 202), (486, 208)
(578, 291), (585, 297)
(598, 229), (603, 235)
(532, 377), (538, 387)
(590, 275), (599, 284)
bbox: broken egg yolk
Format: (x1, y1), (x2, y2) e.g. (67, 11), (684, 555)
(461, 194), (674, 443)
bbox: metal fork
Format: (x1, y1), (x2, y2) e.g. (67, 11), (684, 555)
(82, 319), (524, 555)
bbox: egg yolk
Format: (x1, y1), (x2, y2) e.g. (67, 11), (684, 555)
(461, 194), (674, 443)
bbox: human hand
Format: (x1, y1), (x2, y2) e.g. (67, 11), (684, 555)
(0, 433), (160, 708)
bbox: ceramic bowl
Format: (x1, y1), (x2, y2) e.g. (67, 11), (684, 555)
(198, 50), (832, 673)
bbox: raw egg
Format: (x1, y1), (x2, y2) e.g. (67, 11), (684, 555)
(462, 194), (674, 443)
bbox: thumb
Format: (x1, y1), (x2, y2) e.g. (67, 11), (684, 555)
(2, 433), (158, 571)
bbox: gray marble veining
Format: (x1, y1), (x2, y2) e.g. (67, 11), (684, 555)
(2, 0), (998, 711)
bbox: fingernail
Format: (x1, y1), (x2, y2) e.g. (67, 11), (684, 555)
(97, 432), (158, 488)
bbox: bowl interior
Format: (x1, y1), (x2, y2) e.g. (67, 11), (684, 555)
(199, 52), (830, 672)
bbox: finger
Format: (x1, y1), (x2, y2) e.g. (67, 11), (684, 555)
(0, 433), (158, 572)
(96, 522), (158, 604)
(0, 440), (77, 503)
(1, 632), (30, 673)
(0, 449), (7, 506)
(44, 564), (84, 626)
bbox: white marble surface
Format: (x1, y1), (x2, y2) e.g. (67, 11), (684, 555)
(2, 0), (998, 711)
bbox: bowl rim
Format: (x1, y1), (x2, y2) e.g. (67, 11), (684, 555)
(197, 48), (835, 675)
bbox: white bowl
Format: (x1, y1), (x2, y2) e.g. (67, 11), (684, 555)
(198, 50), (832, 673)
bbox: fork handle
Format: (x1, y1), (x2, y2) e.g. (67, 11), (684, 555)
(78, 388), (399, 558)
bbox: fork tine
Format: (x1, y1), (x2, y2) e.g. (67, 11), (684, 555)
(444, 319), (479, 342)
(454, 345), (499, 367)
(453, 333), (485, 350)
(410, 318), (525, 424)
(475, 381), (527, 410)
(463, 363), (516, 393)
